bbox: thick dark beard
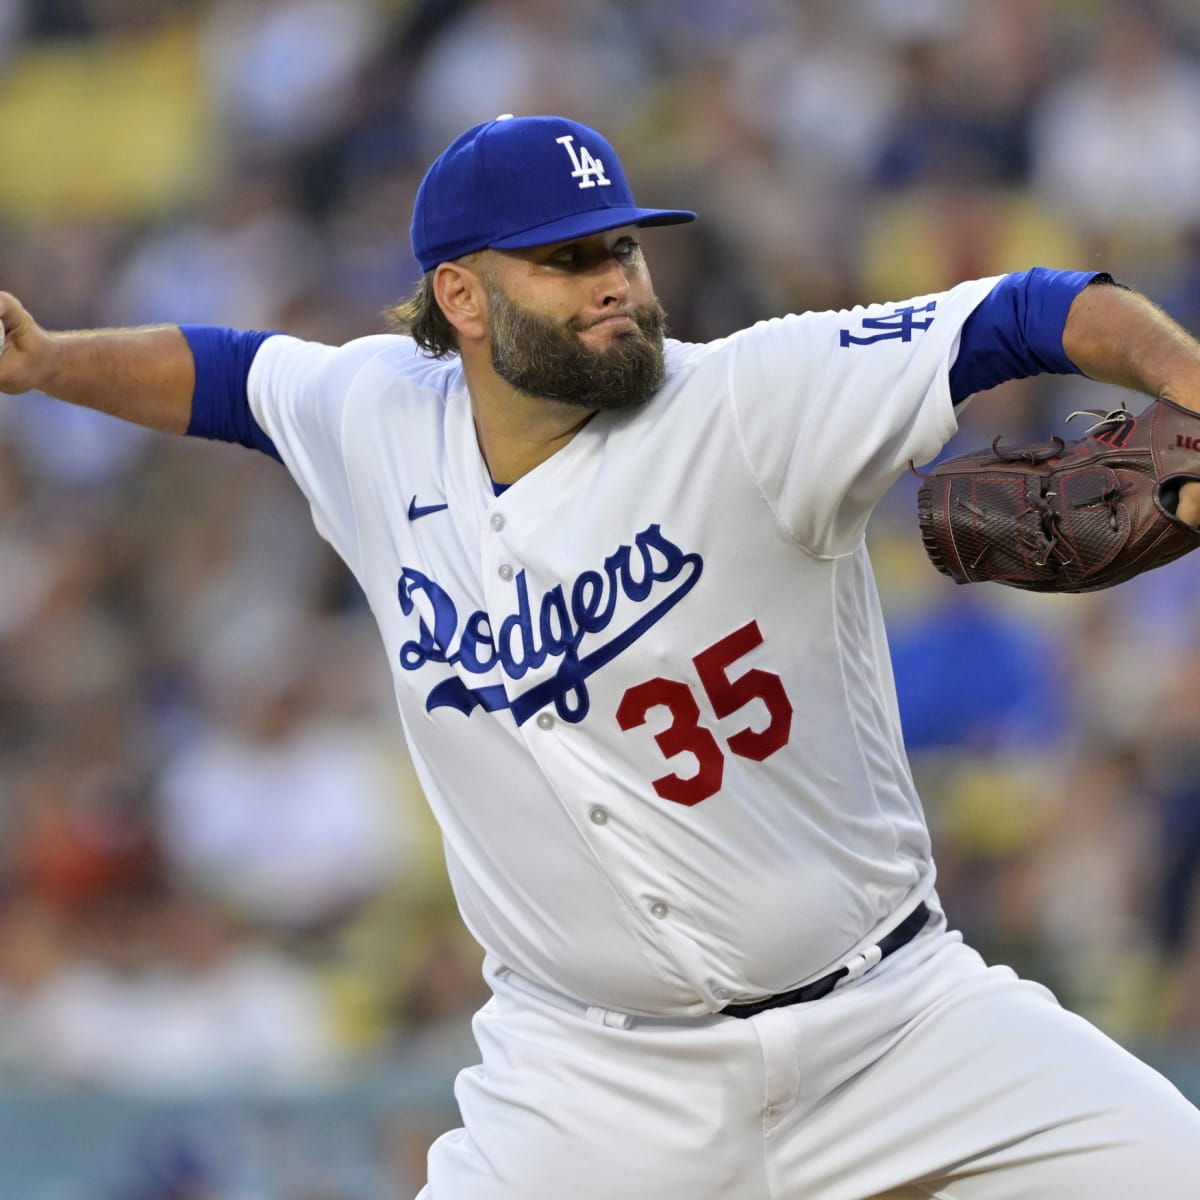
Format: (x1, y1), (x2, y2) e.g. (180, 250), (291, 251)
(487, 287), (667, 411)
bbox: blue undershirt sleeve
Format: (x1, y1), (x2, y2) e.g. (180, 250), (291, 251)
(948, 268), (1108, 405)
(182, 325), (283, 461)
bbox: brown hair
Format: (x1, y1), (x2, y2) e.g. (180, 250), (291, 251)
(385, 252), (489, 358)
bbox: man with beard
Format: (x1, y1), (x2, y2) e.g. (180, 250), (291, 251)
(2, 113), (1200, 1198)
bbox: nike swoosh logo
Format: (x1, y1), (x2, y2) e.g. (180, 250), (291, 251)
(408, 496), (449, 521)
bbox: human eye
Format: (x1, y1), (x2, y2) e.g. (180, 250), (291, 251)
(546, 244), (581, 267)
(613, 238), (642, 264)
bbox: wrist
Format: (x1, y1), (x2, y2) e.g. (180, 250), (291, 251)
(1173, 480), (1200, 527)
(36, 330), (69, 397)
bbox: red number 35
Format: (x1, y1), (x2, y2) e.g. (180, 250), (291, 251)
(615, 620), (793, 806)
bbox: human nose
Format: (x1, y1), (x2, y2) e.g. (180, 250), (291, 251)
(593, 253), (632, 307)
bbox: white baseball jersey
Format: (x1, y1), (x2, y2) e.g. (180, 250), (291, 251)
(247, 276), (1000, 1017)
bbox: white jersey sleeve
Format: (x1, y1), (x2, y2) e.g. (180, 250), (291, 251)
(246, 333), (403, 576)
(724, 276), (1002, 556)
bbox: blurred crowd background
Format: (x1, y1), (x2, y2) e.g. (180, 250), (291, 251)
(3, 0), (1200, 1195)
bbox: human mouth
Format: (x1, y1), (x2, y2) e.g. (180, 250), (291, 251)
(581, 314), (637, 336)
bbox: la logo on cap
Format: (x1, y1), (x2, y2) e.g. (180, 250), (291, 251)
(556, 134), (611, 190)
(409, 114), (695, 271)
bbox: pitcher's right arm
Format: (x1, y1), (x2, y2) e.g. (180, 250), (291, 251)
(0, 291), (197, 434)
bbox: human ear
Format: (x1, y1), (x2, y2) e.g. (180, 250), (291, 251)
(433, 260), (489, 345)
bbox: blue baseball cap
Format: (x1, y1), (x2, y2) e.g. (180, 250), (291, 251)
(410, 114), (696, 272)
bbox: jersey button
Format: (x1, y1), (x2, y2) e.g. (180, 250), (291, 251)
(712, 987), (731, 1002)
(589, 807), (608, 826)
(490, 513), (506, 531)
(650, 902), (669, 919)
(498, 563), (514, 581)
(536, 712), (555, 730)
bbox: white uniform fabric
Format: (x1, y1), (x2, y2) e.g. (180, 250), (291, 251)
(429, 924), (1200, 1199)
(248, 280), (990, 1014)
(246, 279), (1200, 1197)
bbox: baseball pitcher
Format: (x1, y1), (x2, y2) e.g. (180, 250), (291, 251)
(2, 114), (1199, 1198)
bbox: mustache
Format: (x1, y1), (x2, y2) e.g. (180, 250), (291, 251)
(569, 302), (665, 337)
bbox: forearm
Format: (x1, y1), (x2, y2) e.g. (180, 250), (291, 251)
(1062, 282), (1200, 412)
(0, 292), (194, 434)
(1062, 280), (1200, 525)
(41, 327), (195, 434)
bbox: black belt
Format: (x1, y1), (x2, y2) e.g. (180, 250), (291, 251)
(721, 902), (931, 1019)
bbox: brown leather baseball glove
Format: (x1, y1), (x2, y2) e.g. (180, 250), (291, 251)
(916, 396), (1200, 592)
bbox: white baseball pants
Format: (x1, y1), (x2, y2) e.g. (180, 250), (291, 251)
(417, 915), (1200, 1198)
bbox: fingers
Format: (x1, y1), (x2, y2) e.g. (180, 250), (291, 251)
(0, 292), (21, 354)
(0, 291), (29, 343)
(0, 292), (45, 394)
